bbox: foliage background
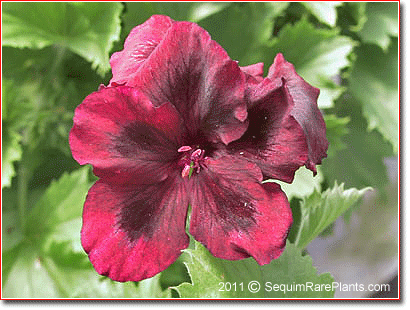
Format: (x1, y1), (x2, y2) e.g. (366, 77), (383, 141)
(1, 1), (399, 298)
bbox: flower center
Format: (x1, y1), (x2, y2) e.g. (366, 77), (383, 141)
(177, 146), (207, 178)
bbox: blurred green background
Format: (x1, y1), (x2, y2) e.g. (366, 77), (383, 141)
(2, 2), (398, 298)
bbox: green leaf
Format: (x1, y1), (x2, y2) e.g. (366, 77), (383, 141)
(155, 2), (231, 22)
(175, 241), (334, 298)
(2, 240), (169, 298)
(198, 2), (289, 65)
(323, 114), (350, 158)
(263, 18), (356, 108)
(2, 129), (23, 188)
(269, 166), (323, 200)
(2, 79), (26, 188)
(358, 2), (399, 51)
(2, 242), (62, 297)
(2, 210), (24, 252)
(25, 167), (92, 238)
(291, 183), (371, 250)
(349, 40), (398, 153)
(301, 2), (343, 26)
(336, 2), (367, 33)
(2, 167), (173, 298)
(2, 2), (123, 75)
(321, 94), (394, 189)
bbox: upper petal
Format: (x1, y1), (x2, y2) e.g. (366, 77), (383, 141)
(81, 176), (189, 282)
(111, 17), (248, 145)
(189, 156), (292, 264)
(110, 15), (175, 86)
(228, 78), (310, 183)
(230, 54), (327, 181)
(69, 86), (185, 184)
(268, 53), (328, 172)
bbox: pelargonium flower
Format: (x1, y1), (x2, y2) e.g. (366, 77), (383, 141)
(69, 15), (328, 282)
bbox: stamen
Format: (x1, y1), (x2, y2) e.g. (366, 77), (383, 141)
(178, 146), (206, 178)
(181, 164), (192, 178)
(178, 146), (192, 152)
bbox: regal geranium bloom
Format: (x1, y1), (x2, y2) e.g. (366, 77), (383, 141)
(69, 15), (327, 282)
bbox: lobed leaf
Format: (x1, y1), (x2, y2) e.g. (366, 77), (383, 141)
(349, 40), (398, 153)
(175, 241), (334, 298)
(263, 18), (356, 108)
(357, 2), (398, 51)
(302, 2), (343, 26)
(290, 183), (372, 250)
(2, 2), (123, 75)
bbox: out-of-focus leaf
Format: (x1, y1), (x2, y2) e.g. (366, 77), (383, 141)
(268, 167), (323, 200)
(175, 241), (334, 298)
(2, 243), (61, 297)
(323, 114), (350, 158)
(302, 1), (343, 26)
(2, 210), (24, 251)
(198, 2), (289, 65)
(336, 2), (367, 32)
(263, 18), (356, 108)
(2, 129), (23, 188)
(358, 2), (399, 51)
(25, 167), (92, 237)
(2, 167), (174, 298)
(121, 2), (231, 52)
(290, 183), (372, 250)
(2, 79), (26, 188)
(349, 40), (398, 153)
(2, 2), (123, 75)
(322, 94), (394, 189)
(156, 2), (231, 22)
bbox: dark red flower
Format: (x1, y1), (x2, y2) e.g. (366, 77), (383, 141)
(69, 15), (327, 282)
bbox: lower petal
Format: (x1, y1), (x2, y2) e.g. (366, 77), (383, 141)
(81, 177), (189, 282)
(189, 156), (292, 264)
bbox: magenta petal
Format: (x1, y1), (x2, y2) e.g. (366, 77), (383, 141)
(229, 54), (328, 181)
(241, 63), (264, 85)
(110, 15), (175, 86)
(268, 54), (328, 172)
(228, 82), (310, 183)
(69, 86), (185, 184)
(81, 177), (189, 282)
(189, 156), (292, 264)
(112, 17), (248, 145)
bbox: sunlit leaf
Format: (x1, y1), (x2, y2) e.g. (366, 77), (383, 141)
(175, 241), (334, 298)
(290, 183), (371, 250)
(198, 2), (289, 65)
(358, 2), (399, 51)
(2, 2), (123, 75)
(268, 166), (323, 200)
(302, 1), (343, 26)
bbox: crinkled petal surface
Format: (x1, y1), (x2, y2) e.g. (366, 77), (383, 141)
(110, 15), (175, 86)
(230, 54), (327, 182)
(110, 16), (248, 145)
(69, 86), (185, 185)
(228, 74), (310, 183)
(189, 156), (292, 264)
(268, 54), (328, 173)
(81, 176), (189, 282)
